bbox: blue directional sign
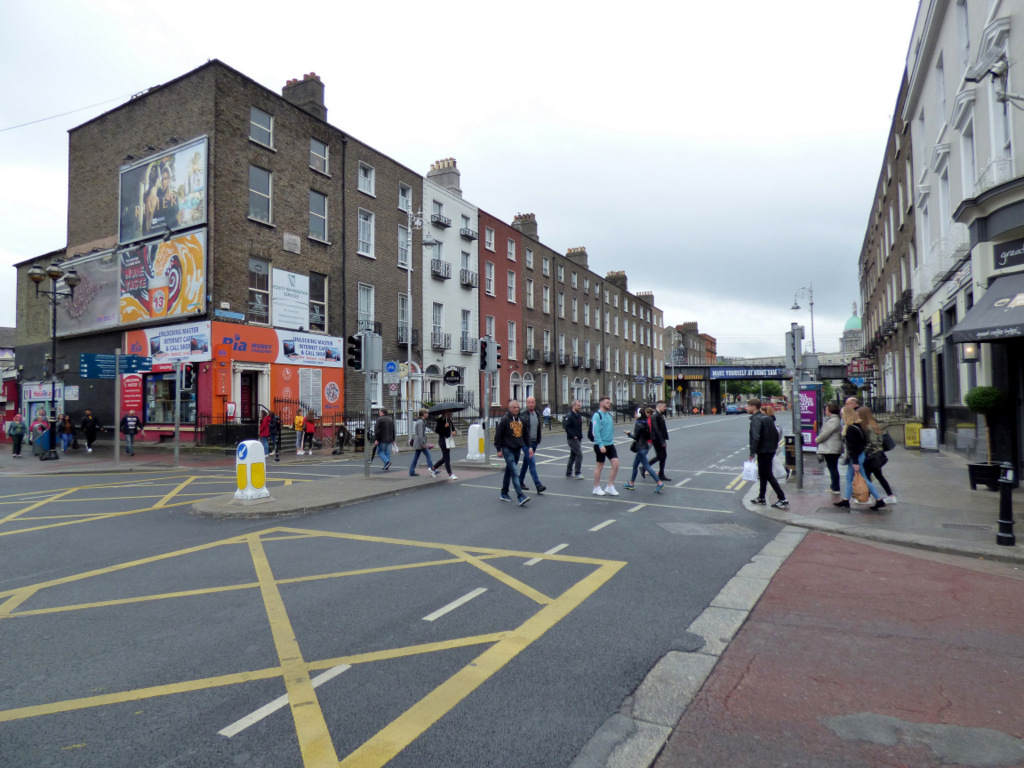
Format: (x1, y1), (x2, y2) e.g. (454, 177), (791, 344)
(237, 443), (249, 460)
(122, 355), (153, 372)
(79, 353), (153, 379)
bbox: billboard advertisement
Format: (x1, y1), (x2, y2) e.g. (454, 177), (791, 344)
(215, 324), (343, 367)
(124, 320), (212, 363)
(799, 385), (820, 450)
(119, 229), (207, 324)
(272, 268), (310, 330)
(56, 249), (121, 335)
(118, 137), (208, 244)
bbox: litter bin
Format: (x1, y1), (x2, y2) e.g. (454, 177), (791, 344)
(354, 427), (365, 452)
(784, 434), (796, 468)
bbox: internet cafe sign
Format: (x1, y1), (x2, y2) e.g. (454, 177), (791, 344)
(994, 237), (1024, 271)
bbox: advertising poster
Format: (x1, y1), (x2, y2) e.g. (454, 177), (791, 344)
(799, 386), (819, 450)
(56, 249), (121, 336)
(125, 320), (212, 363)
(118, 137), (208, 244)
(119, 229), (207, 324)
(121, 374), (144, 413)
(213, 324), (343, 368)
(272, 268), (310, 330)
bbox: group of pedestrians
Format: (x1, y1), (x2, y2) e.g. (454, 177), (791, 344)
(4, 408), (125, 457)
(407, 407), (460, 479)
(826, 396), (897, 511)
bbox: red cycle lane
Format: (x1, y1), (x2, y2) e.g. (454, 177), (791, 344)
(656, 532), (1024, 768)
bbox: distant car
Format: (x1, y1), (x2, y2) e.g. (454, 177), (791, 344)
(725, 403), (744, 414)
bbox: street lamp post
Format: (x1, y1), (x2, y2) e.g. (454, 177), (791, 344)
(27, 262), (80, 461)
(405, 208), (426, 435)
(791, 283), (816, 354)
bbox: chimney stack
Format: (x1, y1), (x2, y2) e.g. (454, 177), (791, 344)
(565, 246), (588, 268)
(605, 270), (628, 292)
(426, 157), (462, 197)
(511, 212), (538, 240)
(283, 73), (326, 121)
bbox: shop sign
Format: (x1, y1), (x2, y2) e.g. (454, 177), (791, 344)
(272, 268), (310, 330)
(994, 237), (1024, 271)
(443, 369), (462, 385)
(126, 320), (211, 363)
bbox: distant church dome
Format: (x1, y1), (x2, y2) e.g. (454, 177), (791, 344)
(843, 302), (861, 332)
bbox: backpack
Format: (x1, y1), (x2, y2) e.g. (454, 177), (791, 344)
(587, 415), (595, 442)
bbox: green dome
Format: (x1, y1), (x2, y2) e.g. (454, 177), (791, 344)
(844, 315), (861, 332)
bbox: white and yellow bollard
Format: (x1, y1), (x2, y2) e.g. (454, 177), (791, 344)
(234, 440), (271, 503)
(466, 423), (485, 462)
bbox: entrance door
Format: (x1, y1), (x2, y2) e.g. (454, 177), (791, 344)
(240, 372), (256, 422)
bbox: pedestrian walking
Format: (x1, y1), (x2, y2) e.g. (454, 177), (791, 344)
(58, 414), (75, 452)
(494, 399), (529, 505)
(119, 409), (144, 456)
(858, 405), (897, 503)
(373, 408), (396, 471)
(268, 410), (282, 462)
(258, 410), (272, 454)
(651, 399), (671, 481)
(833, 405), (885, 510)
(408, 409), (436, 477)
(517, 396), (546, 494)
(747, 398), (788, 509)
(815, 403), (843, 493)
(563, 399), (584, 479)
(5, 414), (27, 458)
(302, 410), (317, 455)
(623, 407), (665, 492)
(293, 412), (305, 454)
(591, 396), (620, 496)
(542, 403), (552, 430)
(80, 409), (99, 453)
(431, 410), (458, 480)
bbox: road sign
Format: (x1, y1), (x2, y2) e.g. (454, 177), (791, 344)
(385, 361), (398, 374)
(80, 353), (153, 379)
(383, 361), (400, 384)
(389, 383), (398, 393)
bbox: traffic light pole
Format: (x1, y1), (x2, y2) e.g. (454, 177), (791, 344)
(174, 360), (182, 469)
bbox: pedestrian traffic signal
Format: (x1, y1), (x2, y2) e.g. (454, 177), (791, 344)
(181, 363), (194, 390)
(479, 338), (489, 370)
(347, 334), (364, 372)
(487, 341), (502, 372)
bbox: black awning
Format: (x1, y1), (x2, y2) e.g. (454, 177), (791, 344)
(950, 271), (1024, 343)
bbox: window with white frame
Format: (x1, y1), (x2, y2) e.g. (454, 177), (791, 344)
(507, 238), (515, 261)
(583, 277), (589, 293)
(525, 278), (534, 309)
(571, 297), (578, 323)
(248, 258), (270, 324)
(604, 289), (609, 303)
(507, 271), (516, 303)
(508, 321), (517, 359)
(358, 283), (375, 333)
(461, 214), (470, 232)
(461, 309), (471, 338)
(936, 56), (947, 124)
(525, 248), (533, 269)
(432, 199), (444, 220)
(485, 227), (495, 250)
(486, 315), (495, 339)
(542, 257), (550, 276)
(562, 376), (569, 403)
(961, 118), (976, 197)
(432, 302), (444, 337)
(398, 225), (410, 268)
(249, 166), (272, 223)
(557, 291), (565, 318)
(613, 294), (619, 308)
(461, 251), (471, 272)
(572, 337), (579, 358)
(249, 107), (273, 147)
(309, 272), (327, 332)
(558, 333), (565, 354)
(490, 370), (500, 406)
(542, 285), (551, 314)
(594, 310), (600, 332)
(358, 163), (375, 196)
(399, 293), (410, 342)
(557, 264), (564, 283)
(309, 190), (328, 241)
(527, 325), (535, 350)
(485, 262), (495, 295)
(357, 209), (374, 256)
(571, 272), (577, 289)
(584, 302), (590, 326)
(584, 339), (591, 364)
(543, 329), (551, 353)
(399, 183), (412, 212)
(310, 137), (329, 174)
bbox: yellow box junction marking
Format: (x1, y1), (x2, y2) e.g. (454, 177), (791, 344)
(0, 527), (625, 768)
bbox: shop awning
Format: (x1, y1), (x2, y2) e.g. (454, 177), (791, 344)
(950, 271), (1024, 343)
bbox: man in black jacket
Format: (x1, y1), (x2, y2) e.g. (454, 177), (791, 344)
(494, 400), (529, 506)
(563, 399), (584, 479)
(517, 396), (546, 493)
(747, 398), (788, 509)
(651, 400), (671, 481)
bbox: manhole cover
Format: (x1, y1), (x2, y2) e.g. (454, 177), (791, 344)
(657, 522), (760, 536)
(941, 523), (993, 531)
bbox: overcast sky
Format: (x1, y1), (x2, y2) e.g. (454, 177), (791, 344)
(0, 0), (920, 358)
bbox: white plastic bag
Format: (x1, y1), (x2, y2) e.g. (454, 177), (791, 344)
(772, 453), (787, 479)
(742, 459), (758, 482)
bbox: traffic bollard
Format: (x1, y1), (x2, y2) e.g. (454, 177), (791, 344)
(997, 462), (1016, 547)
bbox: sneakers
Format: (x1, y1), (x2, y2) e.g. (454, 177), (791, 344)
(659, 476), (672, 482)
(592, 487), (606, 496)
(429, 468), (439, 478)
(409, 472), (420, 477)
(536, 485), (546, 494)
(752, 497), (766, 505)
(500, 494), (513, 502)
(518, 495), (530, 507)
(870, 499), (887, 511)
(884, 495), (898, 504)
(772, 499), (790, 509)
(449, 474), (458, 481)
(604, 485), (619, 496)
(520, 483), (530, 491)
(829, 488), (841, 494)
(383, 460), (391, 471)
(655, 482), (665, 493)
(297, 451), (303, 455)
(574, 474), (584, 480)
(833, 499), (851, 508)
(87, 447), (93, 453)
(622, 483), (636, 490)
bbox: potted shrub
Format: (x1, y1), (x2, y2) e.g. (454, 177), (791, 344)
(964, 385), (1005, 490)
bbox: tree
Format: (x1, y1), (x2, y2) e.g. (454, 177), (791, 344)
(965, 386), (1005, 463)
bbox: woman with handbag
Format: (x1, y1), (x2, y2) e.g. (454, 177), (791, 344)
(431, 410), (458, 480)
(409, 409), (436, 477)
(623, 407), (664, 492)
(834, 405), (885, 510)
(857, 405), (896, 503)
(815, 403), (843, 494)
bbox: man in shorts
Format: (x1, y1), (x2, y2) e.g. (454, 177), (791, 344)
(591, 396), (619, 496)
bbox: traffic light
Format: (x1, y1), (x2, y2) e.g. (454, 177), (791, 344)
(347, 334), (364, 372)
(181, 363), (194, 390)
(488, 341), (502, 372)
(479, 338), (489, 370)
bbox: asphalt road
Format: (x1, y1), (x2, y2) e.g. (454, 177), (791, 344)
(0, 414), (782, 768)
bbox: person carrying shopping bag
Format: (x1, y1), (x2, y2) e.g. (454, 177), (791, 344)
(623, 407), (665, 493)
(431, 410), (458, 480)
(408, 409), (436, 477)
(833, 405), (885, 510)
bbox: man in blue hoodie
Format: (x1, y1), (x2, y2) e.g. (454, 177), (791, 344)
(591, 396), (619, 496)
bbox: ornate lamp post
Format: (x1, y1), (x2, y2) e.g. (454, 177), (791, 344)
(791, 283), (816, 354)
(27, 262), (80, 461)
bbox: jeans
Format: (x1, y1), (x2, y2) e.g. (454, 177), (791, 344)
(629, 444), (657, 483)
(410, 448), (433, 474)
(652, 441), (668, 478)
(296, 430), (304, 451)
(519, 440), (541, 486)
(377, 442), (391, 466)
(756, 452), (785, 501)
(501, 447), (525, 498)
(60, 432), (72, 451)
(845, 451), (882, 500)
(823, 453), (841, 492)
(566, 437), (583, 476)
(260, 437), (269, 454)
(124, 433), (135, 454)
